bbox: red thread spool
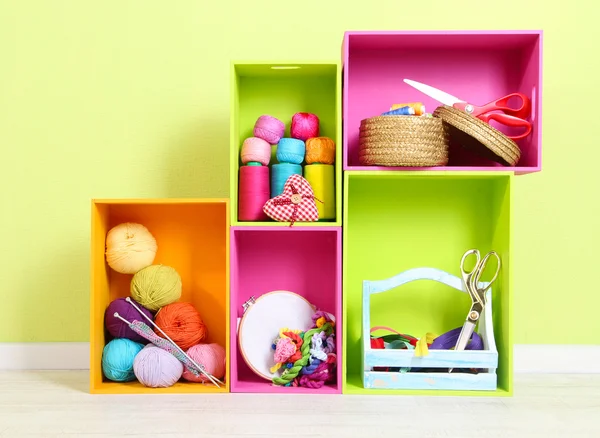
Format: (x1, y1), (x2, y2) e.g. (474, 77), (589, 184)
(239, 166), (270, 221)
(291, 113), (319, 141)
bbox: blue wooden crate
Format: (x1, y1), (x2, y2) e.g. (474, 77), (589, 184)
(362, 267), (498, 391)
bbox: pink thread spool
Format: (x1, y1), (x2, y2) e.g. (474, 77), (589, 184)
(291, 113), (319, 141)
(254, 115), (285, 144)
(239, 166), (270, 221)
(241, 137), (271, 166)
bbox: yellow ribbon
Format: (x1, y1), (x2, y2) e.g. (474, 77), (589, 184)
(415, 333), (437, 357)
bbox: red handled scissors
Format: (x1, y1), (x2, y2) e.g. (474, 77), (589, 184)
(404, 79), (532, 140)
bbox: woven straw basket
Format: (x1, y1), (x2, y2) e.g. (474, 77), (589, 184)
(359, 115), (450, 167)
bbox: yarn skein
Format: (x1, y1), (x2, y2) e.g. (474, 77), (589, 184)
(276, 138), (305, 165)
(130, 265), (182, 312)
(241, 137), (271, 166)
(182, 343), (226, 383)
(133, 344), (183, 388)
(105, 223), (157, 274)
(238, 166), (270, 221)
(271, 163), (302, 198)
(305, 137), (336, 165)
(254, 115), (285, 144)
(104, 298), (154, 343)
(102, 338), (144, 382)
(154, 302), (207, 351)
(291, 113), (319, 141)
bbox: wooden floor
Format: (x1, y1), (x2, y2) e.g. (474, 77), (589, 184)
(0, 372), (598, 437)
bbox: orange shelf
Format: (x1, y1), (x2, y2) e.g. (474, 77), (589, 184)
(90, 199), (230, 394)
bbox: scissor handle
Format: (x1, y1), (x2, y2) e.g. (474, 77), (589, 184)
(478, 112), (532, 140)
(460, 250), (501, 293)
(470, 93), (532, 120)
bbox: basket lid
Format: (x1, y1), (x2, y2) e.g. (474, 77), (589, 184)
(432, 105), (521, 166)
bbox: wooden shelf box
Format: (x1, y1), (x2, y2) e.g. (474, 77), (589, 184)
(230, 62), (342, 226)
(342, 31), (543, 173)
(230, 226), (342, 393)
(342, 172), (513, 396)
(90, 199), (230, 394)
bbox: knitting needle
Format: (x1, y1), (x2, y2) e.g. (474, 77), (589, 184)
(113, 311), (224, 388)
(119, 302), (225, 388)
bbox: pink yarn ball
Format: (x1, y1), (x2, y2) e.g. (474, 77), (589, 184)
(182, 343), (226, 383)
(253, 115), (285, 144)
(241, 137), (271, 165)
(291, 113), (319, 141)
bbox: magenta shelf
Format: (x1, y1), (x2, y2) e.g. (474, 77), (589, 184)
(229, 226), (342, 394)
(342, 30), (543, 174)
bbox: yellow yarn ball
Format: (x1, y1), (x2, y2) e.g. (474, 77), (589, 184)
(130, 265), (182, 311)
(105, 223), (157, 274)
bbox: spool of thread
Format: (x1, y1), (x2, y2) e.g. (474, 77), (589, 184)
(241, 137), (271, 166)
(247, 162), (262, 166)
(305, 137), (336, 165)
(276, 138), (305, 164)
(182, 343), (226, 383)
(104, 297), (154, 343)
(271, 163), (302, 198)
(105, 222), (157, 274)
(254, 115), (285, 144)
(239, 166), (270, 221)
(390, 102), (426, 115)
(291, 112), (319, 141)
(382, 106), (415, 116)
(102, 338), (144, 382)
(130, 265), (182, 312)
(133, 344), (183, 388)
(154, 302), (207, 351)
(304, 164), (335, 220)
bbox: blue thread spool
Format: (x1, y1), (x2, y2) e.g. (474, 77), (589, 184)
(382, 106), (415, 116)
(276, 138), (305, 165)
(271, 163), (302, 198)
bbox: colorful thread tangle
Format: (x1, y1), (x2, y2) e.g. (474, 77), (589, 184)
(270, 310), (336, 389)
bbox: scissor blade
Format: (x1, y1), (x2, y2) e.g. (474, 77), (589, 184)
(403, 79), (463, 106)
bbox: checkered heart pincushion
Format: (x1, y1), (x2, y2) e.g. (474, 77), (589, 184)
(263, 174), (321, 226)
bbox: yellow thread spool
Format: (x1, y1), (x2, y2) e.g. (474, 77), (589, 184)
(390, 102), (426, 116)
(304, 164), (335, 220)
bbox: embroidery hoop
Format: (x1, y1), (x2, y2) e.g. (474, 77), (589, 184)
(238, 290), (315, 381)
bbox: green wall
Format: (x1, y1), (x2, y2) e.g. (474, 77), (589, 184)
(1, 0), (598, 343)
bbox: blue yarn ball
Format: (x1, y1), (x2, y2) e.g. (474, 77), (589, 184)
(276, 138), (305, 164)
(102, 338), (144, 382)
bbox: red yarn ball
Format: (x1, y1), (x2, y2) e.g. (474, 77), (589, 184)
(291, 113), (319, 141)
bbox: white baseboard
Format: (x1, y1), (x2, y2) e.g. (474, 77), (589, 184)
(0, 343), (89, 370)
(0, 343), (599, 373)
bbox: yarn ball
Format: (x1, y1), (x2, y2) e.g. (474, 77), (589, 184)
(102, 338), (144, 382)
(105, 223), (157, 274)
(154, 302), (207, 350)
(276, 138), (305, 164)
(241, 137), (271, 166)
(133, 344), (183, 388)
(291, 112), (319, 141)
(305, 137), (336, 165)
(182, 343), (226, 383)
(130, 265), (182, 312)
(104, 297), (154, 343)
(253, 115), (285, 144)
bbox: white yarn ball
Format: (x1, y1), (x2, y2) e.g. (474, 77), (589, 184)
(105, 222), (157, 274)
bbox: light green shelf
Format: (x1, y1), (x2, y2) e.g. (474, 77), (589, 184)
(229, 61), (342, 227)
(342, 171), (513, 396)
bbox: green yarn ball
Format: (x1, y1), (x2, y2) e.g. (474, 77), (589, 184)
(102, 338), (144, 382)
(130, 264), (182, 312)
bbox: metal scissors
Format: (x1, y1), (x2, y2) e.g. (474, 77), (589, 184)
(403, 79), (532, 140)
(451, 249), (501, 369)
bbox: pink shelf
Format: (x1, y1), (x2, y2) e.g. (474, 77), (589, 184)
(229, 226), (342, 394)
(342, 30), (543, 173)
